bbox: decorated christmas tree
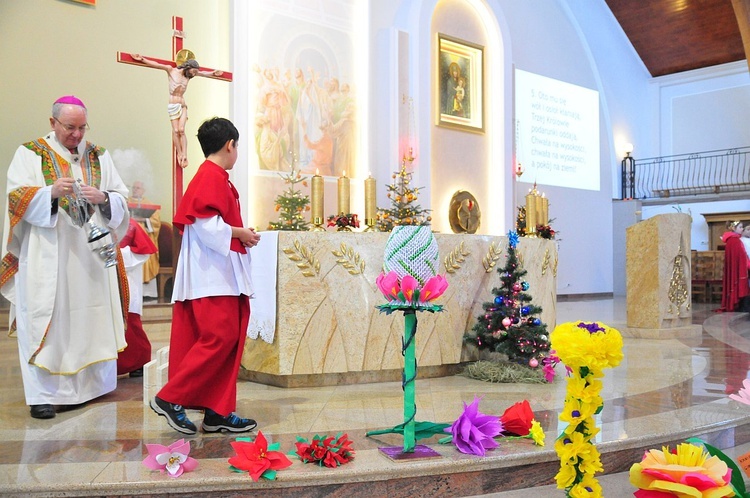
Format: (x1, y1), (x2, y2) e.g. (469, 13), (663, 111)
(465, 232), (551, 367)
(267, 162), (311, 231)
(377, 151), (432, 231)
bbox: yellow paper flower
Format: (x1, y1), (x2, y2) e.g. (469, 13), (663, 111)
(568, 475), (603, 497)
(550, 321), (624, 370)
(629, 443), (734, 497)
(555, 431), (592, 462)
(555, 459), (578, 488)
(529, 420), (545, 446)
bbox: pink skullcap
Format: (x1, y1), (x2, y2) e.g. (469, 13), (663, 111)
(54, 95), (86, 108)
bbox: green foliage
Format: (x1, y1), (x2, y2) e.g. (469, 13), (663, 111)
(377, 160), (431, 231)
(268, 163), (310, 231)
(464, 241), (551, 365)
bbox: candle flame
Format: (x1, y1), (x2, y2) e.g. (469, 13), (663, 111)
(343, 171), (347, 177)
(315, 168), (319, 175)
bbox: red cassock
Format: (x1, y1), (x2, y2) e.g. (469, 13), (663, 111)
(157, 160), (250, 416)
(117, 219), (157, 375)
(721, 232), (749, 312)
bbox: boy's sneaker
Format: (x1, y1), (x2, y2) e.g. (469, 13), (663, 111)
(150, 396), (197, 435)
(201, 409), (257, 433)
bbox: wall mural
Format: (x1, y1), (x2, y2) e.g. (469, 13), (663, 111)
(252, 7), (357, 177)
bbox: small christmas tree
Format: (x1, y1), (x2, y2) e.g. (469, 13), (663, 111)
(465, 232), (551, 367)
(267, 162), (311, 231)
(377, 150), (431, 231)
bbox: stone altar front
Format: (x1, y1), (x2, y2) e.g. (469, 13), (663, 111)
(241, 232), (557, 386)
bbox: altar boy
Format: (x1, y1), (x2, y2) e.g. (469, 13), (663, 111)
(150, 117), (260, 434)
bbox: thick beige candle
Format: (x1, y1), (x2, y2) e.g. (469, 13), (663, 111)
(541, 195), (549, 226)
(338, 171), (350, 215)
(525, 191), (537, 231)
(311, 170), (324, 224)
(365, 174), (376, 221)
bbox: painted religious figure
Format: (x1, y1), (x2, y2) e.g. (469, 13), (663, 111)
(253, 64), (356, 177)
(131, 54), (223, 168)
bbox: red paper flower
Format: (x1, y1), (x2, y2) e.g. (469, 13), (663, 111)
(500, 400), (535, 436)
(228, 431), (293, 482)
(295, 433), (355, 468)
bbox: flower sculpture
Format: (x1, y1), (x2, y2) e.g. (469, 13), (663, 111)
(729, 378), (750, 405)
(294, 433), (355, 468)
(228, 431), (293, 482)
(629, 442), (735, 497)
(551, 321), (623, 497)
(446, 397), (503, 456)
(142, 439), (198, 478)
(367, 225), (449, 454)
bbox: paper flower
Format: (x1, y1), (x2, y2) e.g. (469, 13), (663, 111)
(446, 397), (503, 456)
(142, 439), (198, 478)
(228, 431), (293, 482)
(629, 442), (734, 497)
(551, 321), (624, 371)
(528, 420), (545, 446)
(551, 321), (623, 497)
(729, 378), (750, 405)
(294, 433), (355, 468)
(375, 270), (448, 309)
(500, 400), (534, 436)
(542, 351), (562, 382)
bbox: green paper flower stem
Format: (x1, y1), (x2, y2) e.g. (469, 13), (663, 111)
(403, 309), (417, 453)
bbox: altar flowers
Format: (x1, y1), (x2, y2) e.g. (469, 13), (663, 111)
(440, 398), (546, 454)
(229, 431), (293, 481)
(142, 439), (198, 478)
(551, 321), (623, 498)
(629, 441), (735, 497)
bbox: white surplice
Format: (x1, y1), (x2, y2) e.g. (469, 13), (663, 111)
(170, 215), (254, 302)
(2, 132), (129, 405)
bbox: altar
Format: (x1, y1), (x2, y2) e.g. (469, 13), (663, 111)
(241, 231), (557, 387)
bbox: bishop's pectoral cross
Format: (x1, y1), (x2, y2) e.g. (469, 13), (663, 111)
(116, 16), (232, 211)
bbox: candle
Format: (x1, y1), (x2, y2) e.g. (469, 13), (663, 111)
(365, 173), (377, 222)
(535, 193), (543, 227)
(338, 171), (350, 215)
(541, 195), (549, 226)
(525, 190), (537, 232)
(311, 169), (324, 224)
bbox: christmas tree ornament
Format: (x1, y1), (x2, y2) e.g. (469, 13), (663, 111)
(529, 358), (539, 368)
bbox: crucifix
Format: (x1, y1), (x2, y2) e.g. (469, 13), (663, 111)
(117, 16), (233, 211)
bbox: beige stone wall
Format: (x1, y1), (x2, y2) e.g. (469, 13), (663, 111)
(242, 232), (557, 380)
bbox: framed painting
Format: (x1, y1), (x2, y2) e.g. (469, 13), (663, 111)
(437, 34), (484, 132)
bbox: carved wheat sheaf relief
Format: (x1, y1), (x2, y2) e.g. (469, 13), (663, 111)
(483, 241), (503, 272)
(282, 239), (320, 277)
(332, 242), (365, 275)
(444, 241), (470, 274)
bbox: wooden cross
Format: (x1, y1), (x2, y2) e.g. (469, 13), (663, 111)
(116, 16), (233, 211)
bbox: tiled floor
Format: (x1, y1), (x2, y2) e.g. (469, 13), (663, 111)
(2, 297), (750, 497)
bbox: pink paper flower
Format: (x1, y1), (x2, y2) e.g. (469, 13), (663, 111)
(729, 378), (750, 405)
(400, 275), (418, 303)
(142, 439), (199, 478)
(446, 397), (503, 456)
(420, 275), (448, 302)
(376, 271), (401, 301)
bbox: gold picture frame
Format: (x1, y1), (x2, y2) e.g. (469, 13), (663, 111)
(436, 34), (484, 132)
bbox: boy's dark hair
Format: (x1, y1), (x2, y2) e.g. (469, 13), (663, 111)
(197, 117), (239, 157)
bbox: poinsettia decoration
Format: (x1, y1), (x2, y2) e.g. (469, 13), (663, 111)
(327, 213), (360, 229)
(228, 431), (293, 482)
(142, 439), (198, 478)
(294, 433), (355, 468)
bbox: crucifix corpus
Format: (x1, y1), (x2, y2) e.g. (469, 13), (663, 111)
(117, 16), (232, 210)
